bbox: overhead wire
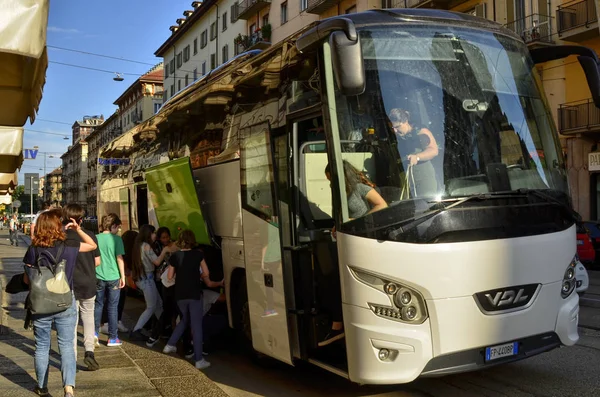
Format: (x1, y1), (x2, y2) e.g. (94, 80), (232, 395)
(25, 129), (70, 138)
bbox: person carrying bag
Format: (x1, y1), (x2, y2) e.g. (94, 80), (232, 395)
(28, 243), (73, 315)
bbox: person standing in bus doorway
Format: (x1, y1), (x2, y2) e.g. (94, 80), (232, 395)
(129, 224), (174, 346)
(389, 108), (439, 198)
(162, 229), (224, 370)
(63, 204), (101, 371)
(9, 214), (19, 246)
(94, 214), (126, 347)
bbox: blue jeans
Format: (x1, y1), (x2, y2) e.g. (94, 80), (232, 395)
(32, 295), (77, 389)
(94, 279), (120, 339)
(134, 274), (163, 333)
(167, 298), (204, 361)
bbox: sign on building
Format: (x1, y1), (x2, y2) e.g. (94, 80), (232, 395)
(23, 148), (39, 159)
(589, 152), (600, 172)
(24, 173), (40, 195)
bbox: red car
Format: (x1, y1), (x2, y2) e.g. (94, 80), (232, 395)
(576, 223), (596, 265)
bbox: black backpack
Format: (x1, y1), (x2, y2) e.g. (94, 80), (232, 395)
(27, 243), (73, 315)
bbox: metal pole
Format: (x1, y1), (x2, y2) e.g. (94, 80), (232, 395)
(30, 176), (33, 217)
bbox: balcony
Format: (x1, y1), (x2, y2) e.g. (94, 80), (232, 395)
(558, 99), (600, 134)
(236, 0), (270, 20)
(305, 0), (342, 14)
(235, 32), (271, 53)
(557, 0), (598, 41)
(505, 14), (554, 47)
(386, 0), (467, 10)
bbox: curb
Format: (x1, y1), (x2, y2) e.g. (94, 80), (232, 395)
(580, 297), (600, 309)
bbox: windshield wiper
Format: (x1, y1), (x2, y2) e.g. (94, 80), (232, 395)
(387, 189), (576, 240)
(387, 194), (514, 240)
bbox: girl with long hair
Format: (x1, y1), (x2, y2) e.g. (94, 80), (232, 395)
(162, 230), (224, 370)
(23, 209), (98, 397)
(129, 224), (174, 346)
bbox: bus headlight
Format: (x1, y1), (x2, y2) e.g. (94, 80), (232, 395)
(561, 257), (577, 299)
(351, 267), (428, 324)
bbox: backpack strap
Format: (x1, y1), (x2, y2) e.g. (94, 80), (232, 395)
(38, 241), (66, 274)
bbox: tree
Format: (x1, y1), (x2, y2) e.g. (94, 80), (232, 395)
(12, 185), (24, 202)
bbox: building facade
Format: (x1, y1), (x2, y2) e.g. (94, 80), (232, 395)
(61, 116), (103, 211)
(87, 112), (122, 217)
(156, 0), (248, 103)
(43, 168), (62, 205)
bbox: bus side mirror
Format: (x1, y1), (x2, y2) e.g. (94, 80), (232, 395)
(329, 31), (365, 96)
(577, 56), (600, 108)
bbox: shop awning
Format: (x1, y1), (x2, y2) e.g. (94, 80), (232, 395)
(100, 128), (135, 158)
(0, 127), (24, 173)
(0, 0), (49, 126)
(0, 172), (17, 191)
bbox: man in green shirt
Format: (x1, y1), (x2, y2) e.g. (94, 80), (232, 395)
(94, 213), (126, 347)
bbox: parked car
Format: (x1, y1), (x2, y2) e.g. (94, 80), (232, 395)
(575, 255), (589, 296)
(583, 220), (600, 265)
(576, 222), (595, 265)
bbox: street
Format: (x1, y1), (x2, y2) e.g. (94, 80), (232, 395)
(2, 231), (600, 397)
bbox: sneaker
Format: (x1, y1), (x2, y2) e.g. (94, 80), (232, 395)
(84, 351), (100, 371)
(146, 337), (159, 348)
(107, 338), (123, 347)
(94, 333), (100, 347)
(195, 359), (211, 370)
(129, 329), (146, 341)
(118, 320), (129, 333)
(99, 323), (109, 334)
(163, 344), (177, 354)
(33, 386), (49, 396)
(185, 348), (194, 359)
(262, 309), (278, 318)
(318, 329), (345, 347)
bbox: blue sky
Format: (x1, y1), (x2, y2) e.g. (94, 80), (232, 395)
(19, 0), (193, 185)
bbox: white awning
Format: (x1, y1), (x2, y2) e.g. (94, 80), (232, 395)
(0, 126), (24, 173)
(0, 0), (49, 126)
(0, 172), (17, 191)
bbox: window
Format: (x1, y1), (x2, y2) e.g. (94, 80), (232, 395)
(300, 0), (307, 12)
(183, 45), (190, 62)
(281, 2), (288, 24)
(234, 39), (240, 56)
(185, 74), (189, 86)
(222, 12), (228, 31)
(193, 68), (198, 81)
(169, 59), (175, 74)
(176, 52), (183, 68)
(249, 23), (256, 35)
(193, 38), (198, 55)
(345, 5), (357, 13)
(154, 103), (161, 114)
(211, 53), (216, 69)
(210, 22), (217, 40)
(178, 80), (181, 91)
(231, 3), (238, 23)
(164, 65), (169, 79)
(222, 44), (229, 63)
(202, 61), (206, 75)
(381, 0), (392, 7)
(201, 30), (208, 48)
(262, 14), (269, 26)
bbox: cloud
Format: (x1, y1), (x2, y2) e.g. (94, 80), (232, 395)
(48, 26), (80, 34)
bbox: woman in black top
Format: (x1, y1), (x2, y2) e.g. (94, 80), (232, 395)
(389, 108), (439, 198)
(161, 230), (223, 370)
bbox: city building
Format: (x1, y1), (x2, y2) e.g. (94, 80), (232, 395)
(114, 63), (164, 132)
(156, 0), (248, 103)
(87, 111), (121, 217)
(62, 116), (104, 210)
(42, 168), (62, 205)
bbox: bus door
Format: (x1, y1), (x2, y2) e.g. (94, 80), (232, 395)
(239, 121), (294, 365)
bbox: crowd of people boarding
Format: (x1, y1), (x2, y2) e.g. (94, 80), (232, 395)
(11, 202), (224, 397)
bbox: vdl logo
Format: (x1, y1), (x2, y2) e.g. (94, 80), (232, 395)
(23, 148), (39, 160)
(474, 284), (540, 313)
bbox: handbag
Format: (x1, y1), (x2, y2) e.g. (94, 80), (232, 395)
(400, 165), (417, 200)
(27, 243), (73, 315)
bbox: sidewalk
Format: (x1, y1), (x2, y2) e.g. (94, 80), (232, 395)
(0, 231), (228, 397)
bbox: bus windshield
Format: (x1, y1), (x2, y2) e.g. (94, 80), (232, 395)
(326, 25), (569, 235)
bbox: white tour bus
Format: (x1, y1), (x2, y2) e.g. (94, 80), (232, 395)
(136, 9), (600, 385)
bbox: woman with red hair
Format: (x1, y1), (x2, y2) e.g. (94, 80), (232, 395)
(23, 209), (97, 397)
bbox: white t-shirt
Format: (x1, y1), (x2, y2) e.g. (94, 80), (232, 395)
(31, 209), (47, 226)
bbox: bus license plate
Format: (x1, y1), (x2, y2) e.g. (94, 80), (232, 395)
(485, 342), (518, 362)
